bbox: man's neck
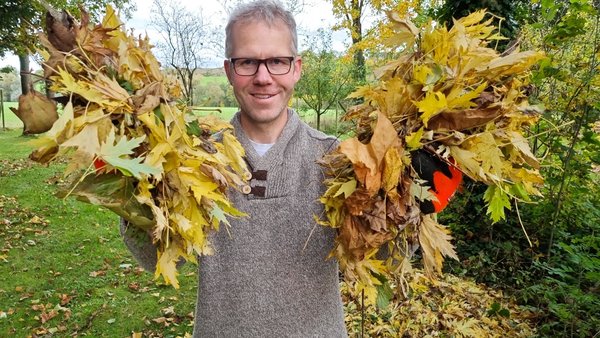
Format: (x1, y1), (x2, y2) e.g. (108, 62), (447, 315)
(240, 109), (289, 144)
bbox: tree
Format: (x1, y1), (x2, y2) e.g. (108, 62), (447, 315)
(295, 29), (353, 131)
(433, 0), (531, 51)
(0, 0), (135, 96)
(329, 0), (425, 83)
(0, 67), (20, 101)
(151, 0), (208, 105)
(0, 1), (38, 95)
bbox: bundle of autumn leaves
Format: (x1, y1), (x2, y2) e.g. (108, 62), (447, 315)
(26, 6), (250, 288)
(318, 10), (545, 303)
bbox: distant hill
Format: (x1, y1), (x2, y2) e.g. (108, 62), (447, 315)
(199, 68), (226, 76)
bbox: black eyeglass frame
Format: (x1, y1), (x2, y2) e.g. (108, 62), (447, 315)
(229, 56), (296, 76)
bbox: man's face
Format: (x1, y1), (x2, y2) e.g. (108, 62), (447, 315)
(224, 19), (301, 128)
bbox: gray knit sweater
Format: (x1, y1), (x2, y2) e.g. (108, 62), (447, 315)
(122, 110), (347, 337)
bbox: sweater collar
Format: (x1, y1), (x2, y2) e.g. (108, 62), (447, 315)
(231, 109), (301, 169)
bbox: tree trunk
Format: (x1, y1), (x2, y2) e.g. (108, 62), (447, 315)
(317, 110), (321, 131)
(352, 49), (365, 83)
(351, 0), (365, 83)
(18, 54), (32, 95)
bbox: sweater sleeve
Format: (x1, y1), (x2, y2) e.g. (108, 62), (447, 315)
(119, 218), (158, 272)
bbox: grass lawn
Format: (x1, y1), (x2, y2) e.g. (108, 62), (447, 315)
(1, 102), (21, 129)
(0, 130), (197, 337)
(197, 76), (228, 86)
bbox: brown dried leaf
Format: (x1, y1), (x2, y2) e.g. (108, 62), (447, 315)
(41, 309), (59, 323)
(344, 188), (372, 216)
(10, 91), (58, 134)
(89, 270), (106, 277)
(45, 10), (76, 52)
(338, 111), (400, 193)
(338, 216), (366, 260)
(427, 106), (502, 131)
(364, 198), (387, 232)
(59, 293), (72, 306)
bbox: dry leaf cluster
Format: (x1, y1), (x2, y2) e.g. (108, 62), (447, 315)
(319, 10), (545, 302)
(28, 6), (249, 288)
(342, 271), (537, 337)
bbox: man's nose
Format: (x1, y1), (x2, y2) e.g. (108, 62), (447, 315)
(253, 62), (273, 82)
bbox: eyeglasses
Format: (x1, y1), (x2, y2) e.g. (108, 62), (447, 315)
(229, 57), (295, 76)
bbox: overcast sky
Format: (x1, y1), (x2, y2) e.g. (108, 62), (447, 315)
(0, 0), (351, 69)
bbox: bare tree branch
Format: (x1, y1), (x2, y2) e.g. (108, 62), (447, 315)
(151, 0), (207, 105)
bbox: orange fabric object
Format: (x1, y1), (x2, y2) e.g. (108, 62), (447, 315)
(430, 161), (462, 212)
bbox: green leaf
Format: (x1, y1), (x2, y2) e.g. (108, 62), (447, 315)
(483, 185), (511, 223)
(509, 183), (530, 201)
(99, 130), (161, 179)
(373, 273), (393, 309)
(57, 173), (154, 230)
(375, 281), (393, 309)
(209, 202), (230, 228)
(186, 120), (203, 137)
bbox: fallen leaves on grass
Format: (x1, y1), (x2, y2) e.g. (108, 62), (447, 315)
(89, 270), (106, 277)
(30, 299), (72, 331)
(0, 159), (36, 177)
(343, 270), (538, 337)
(0, 195), (50, 260)
(147, 305), (194, 332)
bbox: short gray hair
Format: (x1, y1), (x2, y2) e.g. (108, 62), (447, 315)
(224, 0), (298, 58)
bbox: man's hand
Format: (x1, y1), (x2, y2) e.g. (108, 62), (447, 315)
(411, 149), (462, 214)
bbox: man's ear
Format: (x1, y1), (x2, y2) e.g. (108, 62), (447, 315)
(224, 59), (233, 85)
(293, 56), (302, 82)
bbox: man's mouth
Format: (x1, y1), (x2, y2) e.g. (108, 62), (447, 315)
(252, 94), (275, 99)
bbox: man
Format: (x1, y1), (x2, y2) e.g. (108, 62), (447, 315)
(122, 1), (348, 336)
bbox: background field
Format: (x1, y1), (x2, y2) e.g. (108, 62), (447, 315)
(1, 102), (20, 129)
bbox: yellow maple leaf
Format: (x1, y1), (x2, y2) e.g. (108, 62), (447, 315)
(383, 11), (417, 48)
(446, 82), (487, 110)
(485, 51), (545, 78)
(155, 241), (186, 289)
(449, 146), (485, 181)
(87, 73), (132, 109)
(405, 127), (424, 150)
(333, 179), (358, 199)
(462, 132), (505, 182)
(222, 131), (250, 179)
(418, 215), (458, 276)
(413, 91), (447, 126)
(381, 146), (403, 193)
(60, 123), (101, 156)
(101, 4), (121, 29)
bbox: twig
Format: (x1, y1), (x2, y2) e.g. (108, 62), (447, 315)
(514, 201), (533, 248)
